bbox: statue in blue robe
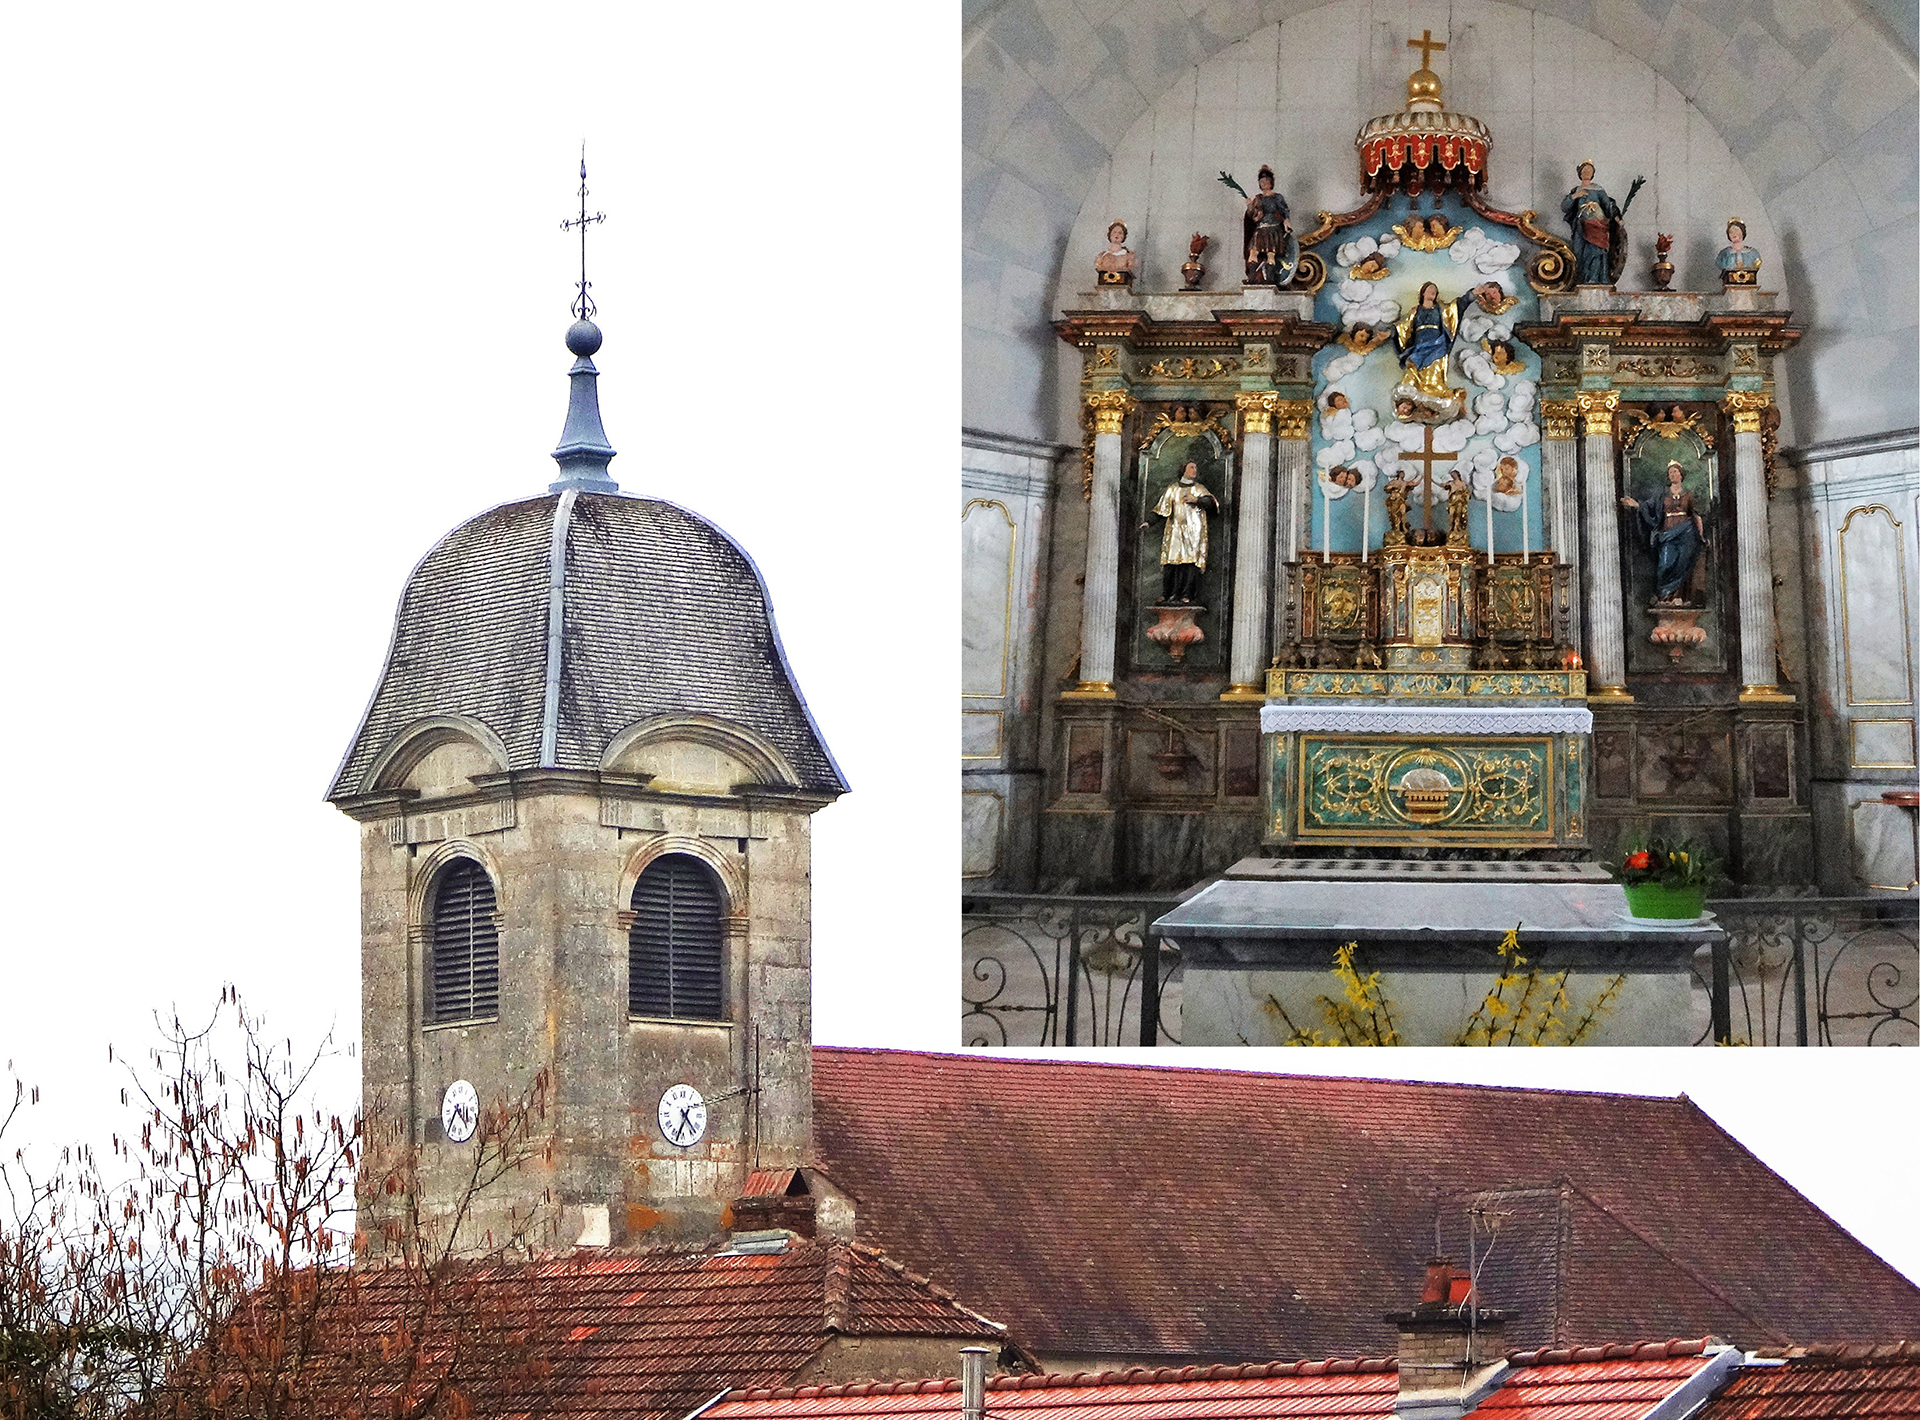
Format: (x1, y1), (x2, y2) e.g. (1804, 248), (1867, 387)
(1562, 161), (1623, 285)
(1621, 461), (1707, 604)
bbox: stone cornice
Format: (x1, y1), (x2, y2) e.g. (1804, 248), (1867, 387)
(1056, 308), (1336, 352)
(1517, 308), (1801, 356)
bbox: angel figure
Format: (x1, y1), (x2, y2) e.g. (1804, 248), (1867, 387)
(1493, 456), (1523, 495)
(1484, 338), (1527, 375)
(1470, 281), (1519, 316)
(1338, 326), (1392, 356)
(1393, 215), (1462, 252)
(1350, 250), (1391, 280)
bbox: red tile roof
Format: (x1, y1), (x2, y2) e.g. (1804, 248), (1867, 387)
(289, 1240), (1007, 1420)
(1695, 1342), (1920, 1420)
(1482, 1339), (1717, 1420)
(707, 1356), (1400, 1418)
(811, 1049), (1920, 1361)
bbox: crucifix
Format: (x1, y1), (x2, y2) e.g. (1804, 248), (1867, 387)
(1398, 426), (1459, 541)
(560, 149), (606, 321)
(1407, 28), (1446, 67)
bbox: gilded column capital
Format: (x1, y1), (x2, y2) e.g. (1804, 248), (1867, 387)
(1236, 390), (1279, 434)
(1085, 389), (1134, 435)
(1575, 389), (1621, 436)
(1273, 399), (1314, 441)
(1720, 389), (1771, 434)
(1540, 399), (1579, 441)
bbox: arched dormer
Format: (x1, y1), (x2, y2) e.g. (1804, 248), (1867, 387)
(364, 715), (512, 799)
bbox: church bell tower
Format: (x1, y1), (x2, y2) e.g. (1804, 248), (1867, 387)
(328, 177), (845, 1250)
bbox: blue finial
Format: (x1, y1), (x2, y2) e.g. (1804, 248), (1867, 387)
(551, 151), (616, 493)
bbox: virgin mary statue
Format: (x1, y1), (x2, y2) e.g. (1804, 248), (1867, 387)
(1394, 282), (1458, 398)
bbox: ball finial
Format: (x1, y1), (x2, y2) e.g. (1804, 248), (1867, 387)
(566, 318), (603, 357)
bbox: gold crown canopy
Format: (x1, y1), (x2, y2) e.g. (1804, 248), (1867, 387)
(1356, 30), (1491, 193)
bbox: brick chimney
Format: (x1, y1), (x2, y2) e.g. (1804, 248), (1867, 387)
(1386, 1258), (1510, 1420)
(722, 1167), (818, 1253)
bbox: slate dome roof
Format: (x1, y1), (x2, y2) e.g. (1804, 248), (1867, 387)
(329, 489), (845, 800)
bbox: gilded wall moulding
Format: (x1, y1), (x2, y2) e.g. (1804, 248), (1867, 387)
(1143, 355), (1241, 380)
(1236, 390), (1279, 434)
(1612, 354), (1719, 380)
(1580, 345), (1611, 373)
(1575, 389), (1621, 436)
(1274, 399), (1313, 441)
(1540, 399), (1579, 441)
(1093, 346), (1119, 369)
(1086, 389), (1135, 435)
(1721, 389), (1771, 435)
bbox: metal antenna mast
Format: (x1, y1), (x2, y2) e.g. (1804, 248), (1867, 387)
(561, 147), (606, 320)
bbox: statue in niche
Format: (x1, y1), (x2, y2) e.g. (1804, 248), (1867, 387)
(1224, 165), (1295, 286)
(1718, 218), (1761, 287)
(1151, 461), (1219, 604)
(1621, 460), (1707, 606)
(1561, 161), (1643, 285)
(1094, 220), (1139, 286)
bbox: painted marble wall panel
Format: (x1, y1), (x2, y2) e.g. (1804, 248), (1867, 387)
(962, 790), (1005, 879)
(962, 498), (1017, 701)
(1838, 504), (1915, 707)
(1850, 798), (1919, 892)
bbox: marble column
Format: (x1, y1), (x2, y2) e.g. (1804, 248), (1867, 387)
(1269, 400), (1312, 654)
(1724, 391), (1789, 700)
(1577, 390), (1630, 700)
(1541, 400), (1582, 655)
(1070, 391), (1132, 696)
(1225, 393), (1277, 698)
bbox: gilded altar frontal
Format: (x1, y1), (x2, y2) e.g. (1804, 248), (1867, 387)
(962, 3), (1917, 1042)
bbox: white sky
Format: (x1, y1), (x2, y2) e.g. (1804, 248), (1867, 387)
(0, 3), (1914, 1296)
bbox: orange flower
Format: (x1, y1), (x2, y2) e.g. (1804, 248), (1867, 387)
(1624, 850), (1652, 870)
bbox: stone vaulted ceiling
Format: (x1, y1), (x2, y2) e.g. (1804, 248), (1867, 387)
(963, 0), (1919, 449)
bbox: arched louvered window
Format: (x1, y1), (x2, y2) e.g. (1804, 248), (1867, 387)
(629, 855), (726, 1021)
(427, 858), (500, 1025)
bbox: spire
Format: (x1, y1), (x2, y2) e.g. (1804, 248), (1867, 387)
(551, 152), (617, 493)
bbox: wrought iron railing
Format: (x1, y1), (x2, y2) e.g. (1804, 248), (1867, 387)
(1697, 897), (1917, 1046)
(962, 893), (1916, 1047)
(961, 893), (1183, 1046)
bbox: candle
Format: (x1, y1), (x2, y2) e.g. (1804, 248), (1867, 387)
(1486, 486), (1495, 567)
(1361, 480), (1370, 563)
(1522, 483), (1530, 564)
(1323, 483), (1331, 565)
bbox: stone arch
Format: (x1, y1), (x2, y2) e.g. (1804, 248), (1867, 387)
(408, 837), (509, 936)
(600, 714), (798, 791)
(617, 835), (747, 923)
(964, 0), (1916, 447)
(364, 714), (510, 795)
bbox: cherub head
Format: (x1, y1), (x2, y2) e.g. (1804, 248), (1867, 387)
(1490, 339), (1514, 364)
(1428, 215), (1448, 237)
(1326, 391), (1349, 412)
(1472, 281), (1508, 311)
(1494, 455), (1521, 492)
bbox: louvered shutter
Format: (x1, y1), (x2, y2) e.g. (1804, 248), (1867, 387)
(629, 856), (725, 1020)
(428, 859), (500, 1024)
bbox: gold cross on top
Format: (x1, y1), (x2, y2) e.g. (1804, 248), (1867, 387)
(1407, 29), (1447, 67)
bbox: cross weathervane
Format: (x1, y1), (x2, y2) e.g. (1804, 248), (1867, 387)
(561, 150), (606, 320)
(1399, 426), (1459, 535)
(1407, 28), (1447, 67)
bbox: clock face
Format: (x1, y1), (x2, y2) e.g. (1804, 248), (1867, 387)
(658, 1083), (707, 1148)
(440, 1080), (479, 1144)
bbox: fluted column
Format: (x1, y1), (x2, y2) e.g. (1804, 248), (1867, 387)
(1577, 390), (1631, 700)
(1724, 391), (1790, 701)
(1225, 393), (1278, 699)
(1069, 391), (1132, 697)
(1541, 400), (1581, 654)
(1269, 400), (1312, 653)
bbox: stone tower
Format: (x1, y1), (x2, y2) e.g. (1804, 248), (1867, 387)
(328, 309), (845, 1251)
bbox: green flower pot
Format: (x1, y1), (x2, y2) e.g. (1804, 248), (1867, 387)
(1623, 881), (1708, 920)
